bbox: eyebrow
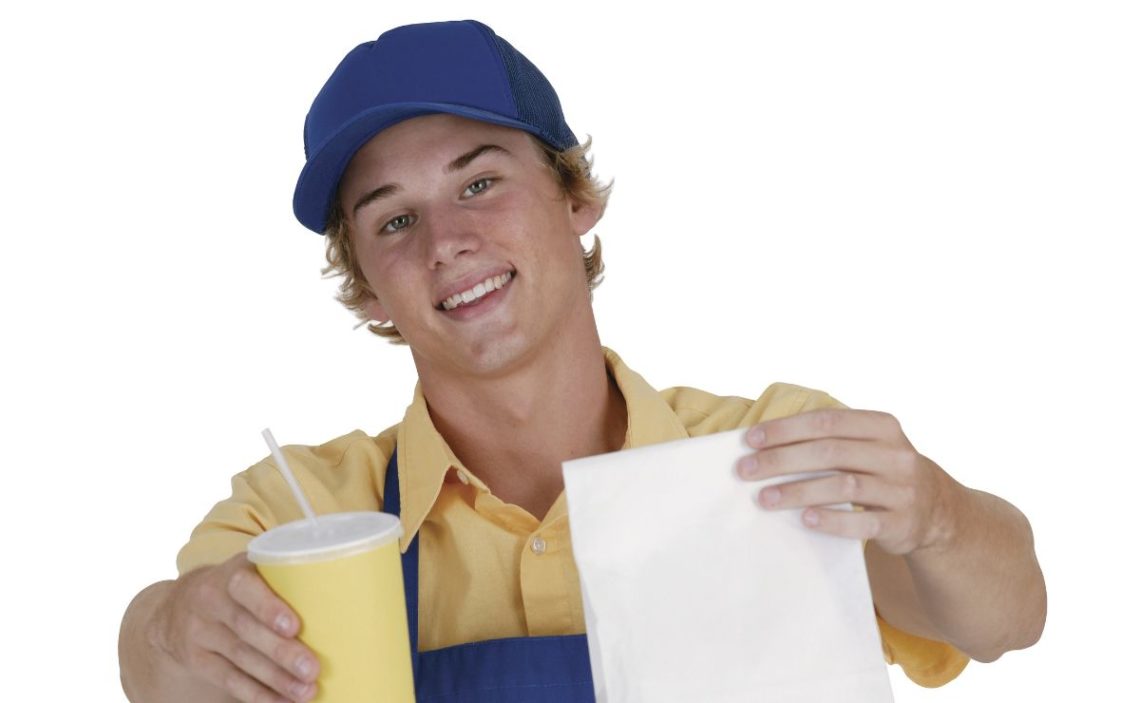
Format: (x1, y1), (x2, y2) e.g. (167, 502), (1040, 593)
(447, 143), (510, 172)
(350, 143), (512, 217)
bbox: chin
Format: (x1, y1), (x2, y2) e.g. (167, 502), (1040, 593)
(411, 331), (534, 381)
(462, 335), (533, 377)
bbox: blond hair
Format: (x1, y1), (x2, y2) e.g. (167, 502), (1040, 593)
(321, 134), (612, 344)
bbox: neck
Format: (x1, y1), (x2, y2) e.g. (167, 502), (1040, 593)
(415, 328), (626, 519)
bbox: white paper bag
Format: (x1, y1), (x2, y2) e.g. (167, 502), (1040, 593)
(562, 428), (894, 703)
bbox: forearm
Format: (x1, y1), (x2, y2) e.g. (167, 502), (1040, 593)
(906, 476), (1047, 662)
(119, 580), (233, 703)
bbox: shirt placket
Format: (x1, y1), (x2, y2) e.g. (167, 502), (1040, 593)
(520, 517), (575, 636)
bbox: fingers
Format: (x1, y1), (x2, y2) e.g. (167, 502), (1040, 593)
(800, 507), (886, 542)
(229, 603), (319, 684)
(163, 555), (319, 703)
(224, 562), (320, 688)
(736, 409), (939, 555)
(193, 643), (301, 703)
(745, 408), (905, 450)
(798, 507), (923, 554)
(227, 560), (301, 639)
(737, 437), (909, 480)
(747, 457), (922, 553)
(755, 478), (926, 554)
(756, 472), (914, 512)
(198, 619), (317, 703)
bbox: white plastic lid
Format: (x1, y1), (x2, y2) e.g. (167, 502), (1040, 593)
(247, 512), (402, 565)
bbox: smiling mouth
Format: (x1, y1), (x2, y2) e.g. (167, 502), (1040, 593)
(438, 271), (515, 311)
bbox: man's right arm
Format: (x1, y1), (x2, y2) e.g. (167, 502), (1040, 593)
(118, 553), (319, 703)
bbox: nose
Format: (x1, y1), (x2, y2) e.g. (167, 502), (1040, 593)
(421, 205), (481, 269)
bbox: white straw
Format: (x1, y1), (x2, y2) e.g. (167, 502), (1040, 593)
(262, 428), (318, 525)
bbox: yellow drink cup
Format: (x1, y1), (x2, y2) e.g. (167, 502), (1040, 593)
(247, 512), (414, 702)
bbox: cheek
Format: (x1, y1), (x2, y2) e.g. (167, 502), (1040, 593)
(352, 246), (408, 313)
(503, 191), (576, 241)
(354, 233), (405, 280)
(478, 189), (527, 224)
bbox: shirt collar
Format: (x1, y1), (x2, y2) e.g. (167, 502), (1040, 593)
(393, 347), (689, 551)
(602, 347), (689, 449)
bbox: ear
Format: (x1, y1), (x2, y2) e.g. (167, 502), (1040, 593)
(363, 298), (390, 324)
(568, 198), (602, 238)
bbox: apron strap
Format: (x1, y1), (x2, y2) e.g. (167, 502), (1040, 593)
(383, 447), (420, 657)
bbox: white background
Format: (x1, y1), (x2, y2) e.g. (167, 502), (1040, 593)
(2, 0), (1136, 700)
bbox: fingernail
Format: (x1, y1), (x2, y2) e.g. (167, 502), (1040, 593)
(275, 614), (293, 635)
(295, 655), (314, 678)
(291, 680), (314, 701)
(747, 427), (766, 446)
(737, 456), (757, 478)
(803, 509), (820, 527)
(759, 486), (781, 507)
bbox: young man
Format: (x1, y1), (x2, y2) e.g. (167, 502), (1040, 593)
(119, 20), (1046, 703)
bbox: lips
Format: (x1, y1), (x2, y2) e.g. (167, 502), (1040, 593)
(435, 269), (515, 311)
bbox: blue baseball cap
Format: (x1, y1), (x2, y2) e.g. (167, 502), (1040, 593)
(293, 20), (579, 234)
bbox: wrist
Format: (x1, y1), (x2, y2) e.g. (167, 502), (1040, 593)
(140, 580), (180, 664)
(120, 580), (180, 701)
(916, 463), (969, 556)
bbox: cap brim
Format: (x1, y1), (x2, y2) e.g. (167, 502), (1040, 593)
(293, 102), (547, 234)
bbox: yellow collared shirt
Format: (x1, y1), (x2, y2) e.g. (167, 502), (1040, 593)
(178, 348), (967, 687)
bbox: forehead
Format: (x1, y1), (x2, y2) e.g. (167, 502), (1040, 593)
(345, 114), (542, 180)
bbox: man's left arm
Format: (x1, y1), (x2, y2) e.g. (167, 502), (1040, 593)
(735, 408), (1046, 663)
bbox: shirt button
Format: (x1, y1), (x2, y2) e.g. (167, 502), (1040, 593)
(530, 536), (547, 555)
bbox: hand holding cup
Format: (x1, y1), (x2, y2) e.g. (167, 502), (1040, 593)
(154, 551), (319, 702)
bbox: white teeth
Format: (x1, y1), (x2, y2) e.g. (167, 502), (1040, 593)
(441, 272), (513, 311)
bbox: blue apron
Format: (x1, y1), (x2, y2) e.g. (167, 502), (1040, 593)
(383, 450), (597, 702)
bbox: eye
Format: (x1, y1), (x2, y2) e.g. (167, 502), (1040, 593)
(464, 178), (494, 197)
(381, 213), (414, 234)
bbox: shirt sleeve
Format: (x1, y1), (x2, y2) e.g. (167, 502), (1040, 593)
(175, 465), (288, 575)
(877, 616), (970, 687)
(175, 429), (393, 575)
